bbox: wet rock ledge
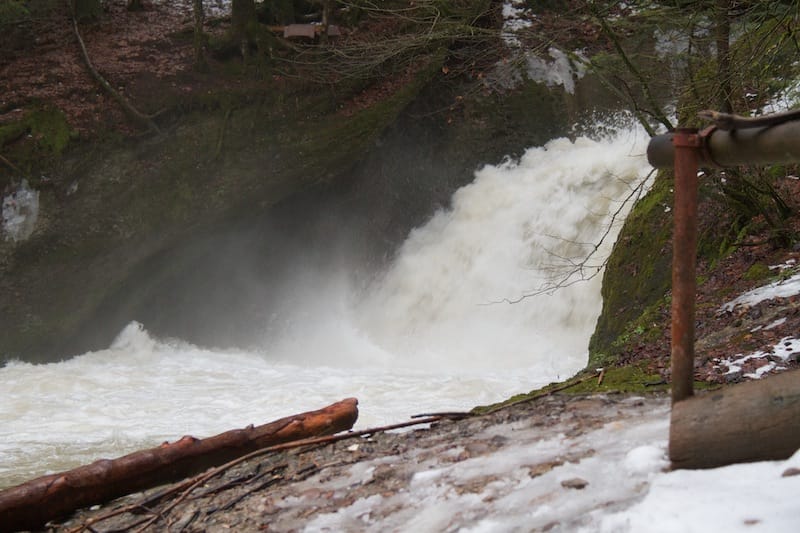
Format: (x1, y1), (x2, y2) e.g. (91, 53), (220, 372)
(54, 392), (670, 532)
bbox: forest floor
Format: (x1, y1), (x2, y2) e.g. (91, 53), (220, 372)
(0, 0), (610, 141)
(0, 1), (246, 139)
(626, 202), (800, 386)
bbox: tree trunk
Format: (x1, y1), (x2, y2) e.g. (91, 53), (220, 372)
(670, 371), (800, 469)
(320, 0), (333, 44)
(0, 398), (359, 533)
(232, 0), (257, 59)
(193, 0), (207, 71)
(715, 0), (733, 113)
(72, 0), (101, 20)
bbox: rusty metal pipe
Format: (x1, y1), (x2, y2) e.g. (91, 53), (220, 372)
(648, 120), (800, 168)
(670, 128), (700, 403)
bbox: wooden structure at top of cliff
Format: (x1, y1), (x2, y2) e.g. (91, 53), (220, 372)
(273, 24), (342, 40)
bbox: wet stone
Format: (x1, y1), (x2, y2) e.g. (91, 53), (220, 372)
(781, 467), (800, 477)
(561, 477), (589, 490)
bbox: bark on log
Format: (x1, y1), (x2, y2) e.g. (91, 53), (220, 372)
(0, 398), (358, 532)
(670, 370), (800, 469)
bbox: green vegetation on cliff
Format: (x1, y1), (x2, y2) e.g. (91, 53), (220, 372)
(588, 171), (673, 367)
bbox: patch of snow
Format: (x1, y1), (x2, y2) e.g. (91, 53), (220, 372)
(495, 2), (585, 94)
(153, 0), (231, 18)
(715, 337), (799, 379)
(501, 1), (533, 47)
(303, 406), (672, 531)
(2, 179), (39, 242)
(750, 363), (779, 379)
(774, 337), (800, 360)
(502, 1), (533, 29)
(720, 273), (800, 312)
(653, 28), (691, 59)
(525, 48), (587, 95)
(623, 445), (668, 474)
(769, 258), (796, 271)
(765, 317), (787, 330)
(297, 401), (799, 532)
(761, 78), (800, 115)
(596, 449), (800, 533)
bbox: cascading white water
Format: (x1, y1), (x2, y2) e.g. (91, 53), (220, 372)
(0, 122), (651, 489)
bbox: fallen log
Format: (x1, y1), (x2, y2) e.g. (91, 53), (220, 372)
(670, 370), (800, 469)
(0, 398), (358, 533)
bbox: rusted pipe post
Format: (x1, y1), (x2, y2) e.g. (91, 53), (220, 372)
(671, 128), (701, 403)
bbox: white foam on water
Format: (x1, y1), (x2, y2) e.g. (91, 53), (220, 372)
(0, 122), (651, 488)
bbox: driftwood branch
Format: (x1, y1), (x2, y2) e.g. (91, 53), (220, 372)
(68, 1), (160, 133)
(0, 398), (359, 533)
(68, 413), (447, 532)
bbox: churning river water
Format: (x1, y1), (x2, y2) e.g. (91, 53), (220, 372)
(0, 123), (651, 489)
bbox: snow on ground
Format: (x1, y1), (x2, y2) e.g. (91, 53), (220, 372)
(494, 1), (586, 93)
(715, 337), (800, 379)
(595, 449), (800, 533)
(252, 396), (800, 532)
(720, 272), (800, 312)
(288, 259), (800, 532)
(58, 392), (800, 533)
(1, 179), (39, 242)
(714, 265), (800, 379)
(501, 1), (533, 47)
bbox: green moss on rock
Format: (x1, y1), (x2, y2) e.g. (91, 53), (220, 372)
(472, 365), (669, 414)
(0, 105), (72, 183)
(588, 170), (673, 367)
(744, 262), (771, 282)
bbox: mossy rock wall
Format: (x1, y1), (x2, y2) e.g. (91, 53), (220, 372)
(0, 59), (441, 362)
(588, 167), (735, 367)
(588, 171), (674, 367)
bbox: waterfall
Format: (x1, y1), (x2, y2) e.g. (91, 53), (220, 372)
(0, 122), (651, 489)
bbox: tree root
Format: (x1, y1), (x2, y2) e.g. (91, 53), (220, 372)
(68, 1), (160, 134)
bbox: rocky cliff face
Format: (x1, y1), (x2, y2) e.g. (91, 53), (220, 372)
(0, 48), (588, 363)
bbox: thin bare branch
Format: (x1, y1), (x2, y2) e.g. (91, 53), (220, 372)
(488, 168), (655, 305)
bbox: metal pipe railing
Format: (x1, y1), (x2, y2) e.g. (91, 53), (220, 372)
(647, 115), (800, 404)
(669, 129), (701, 403)
(648, 120), (800, 169)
